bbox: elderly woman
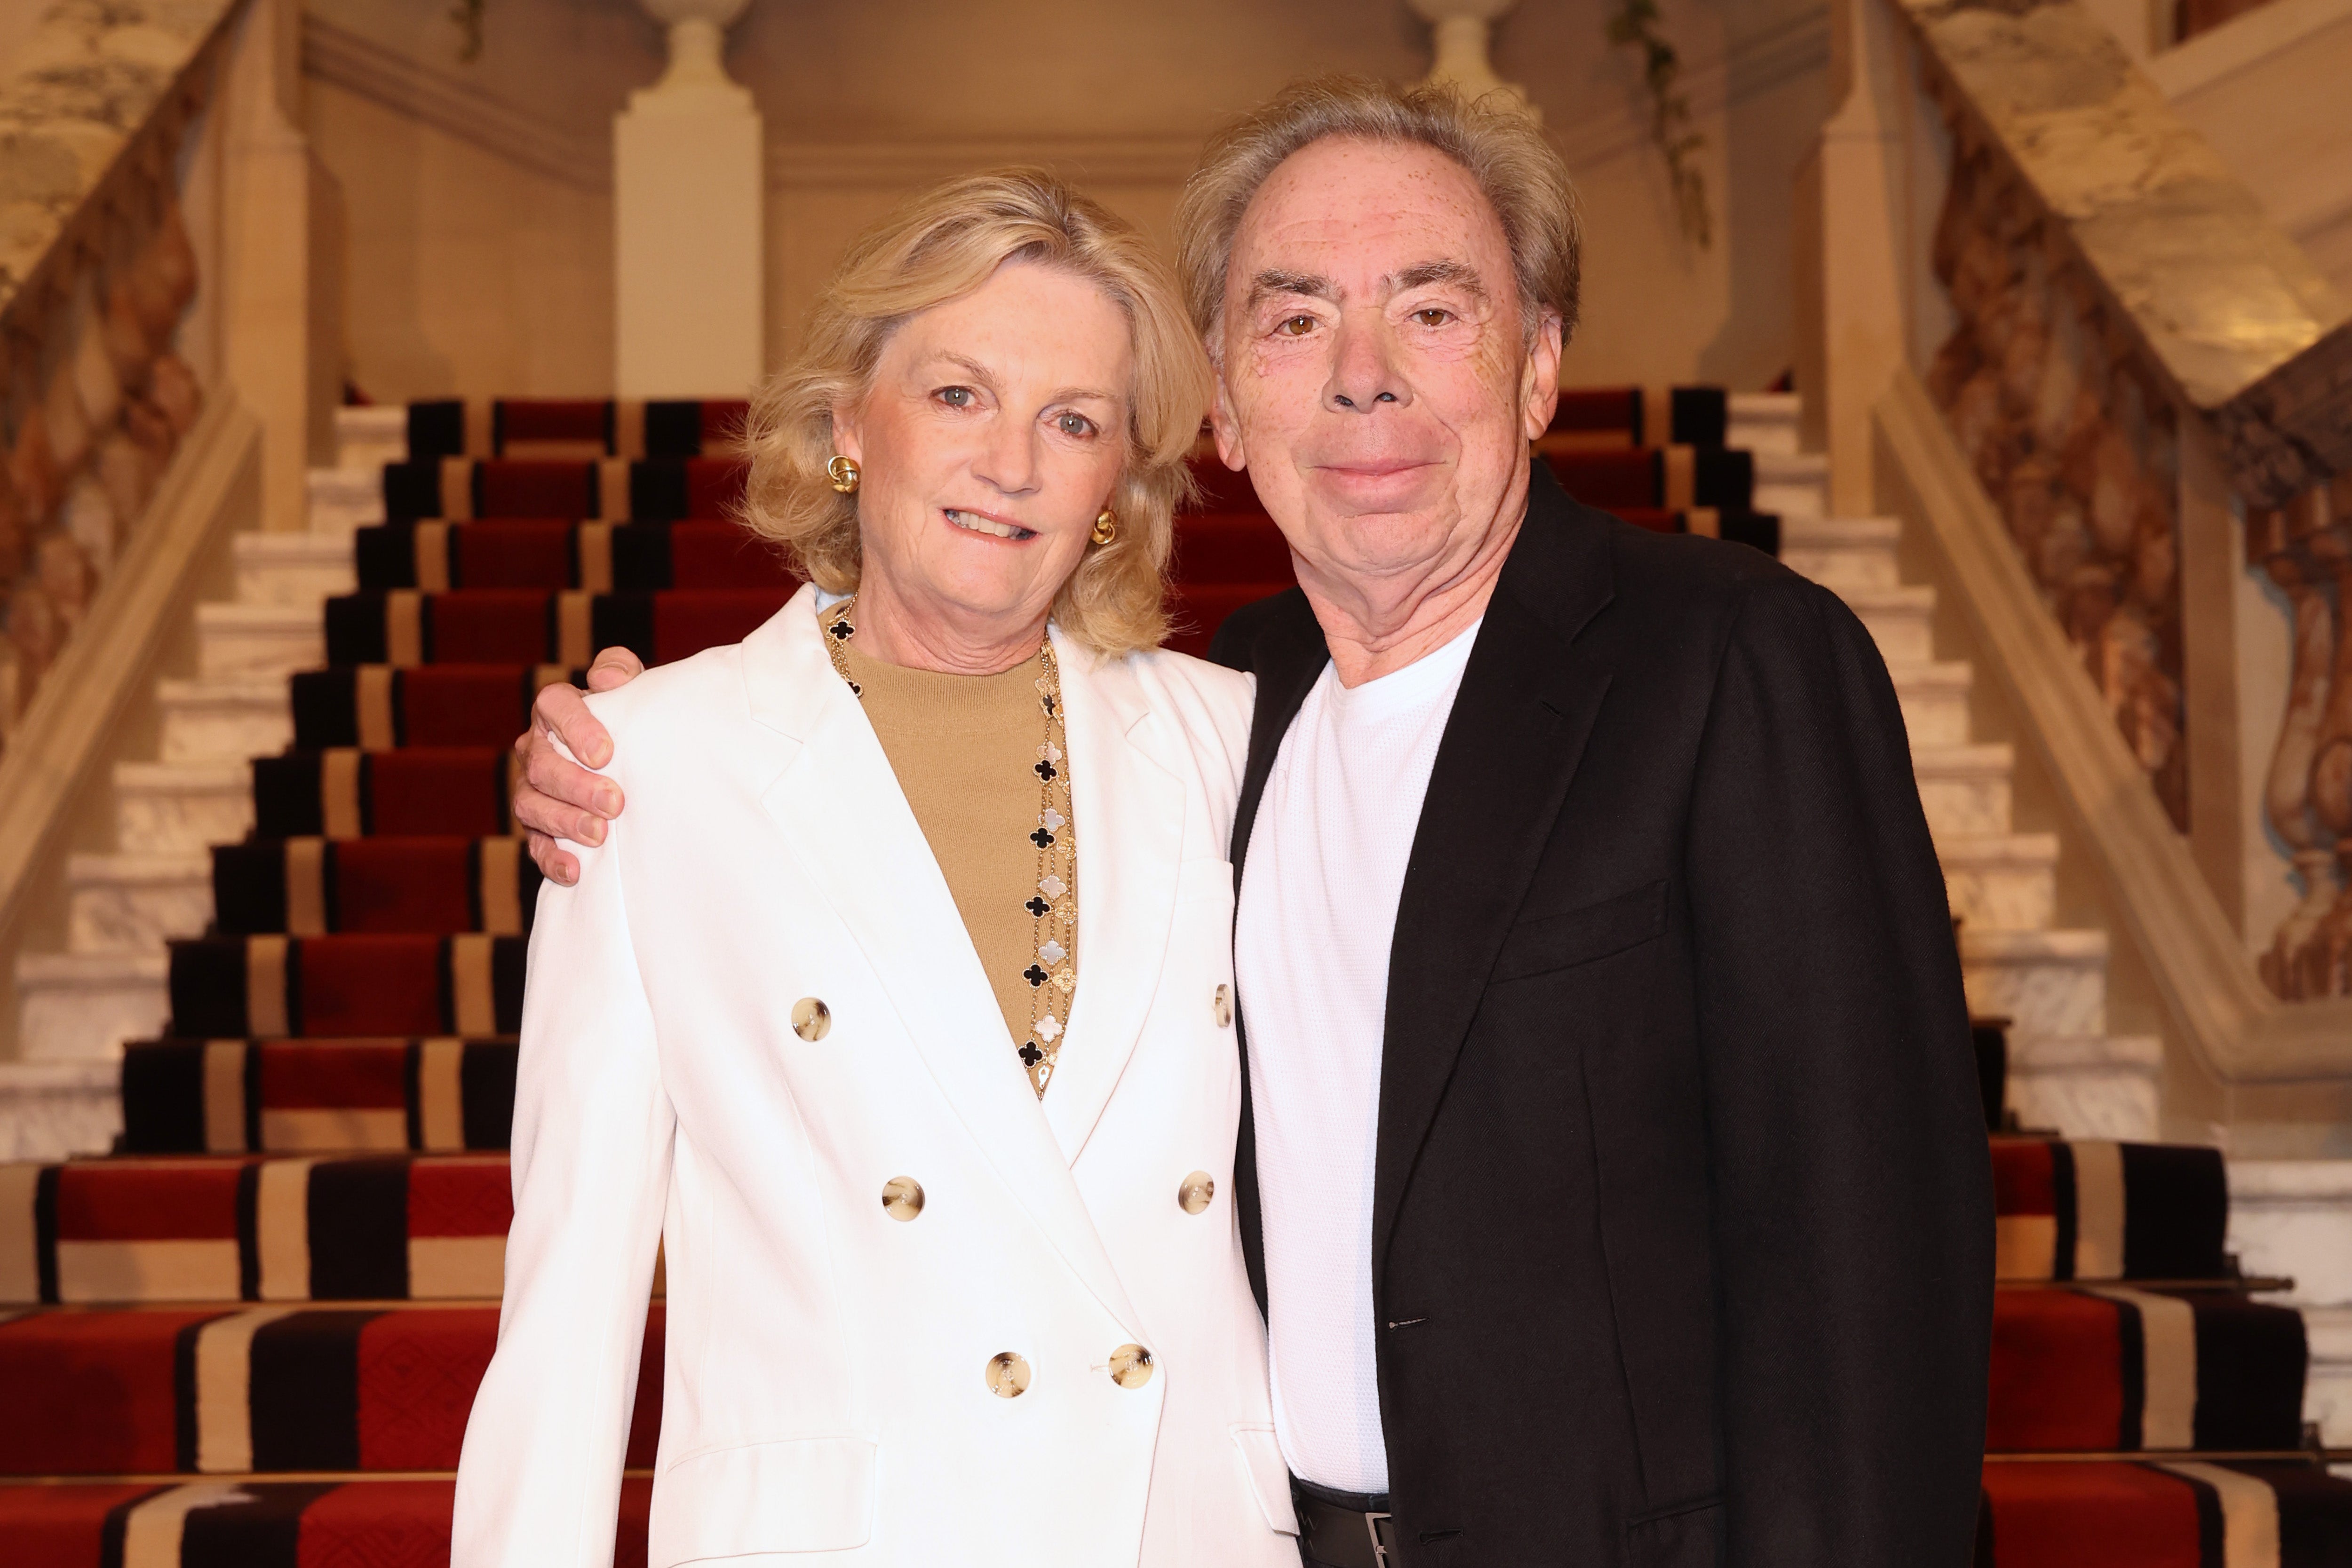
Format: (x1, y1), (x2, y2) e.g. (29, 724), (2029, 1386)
(451, 173), (1296, 1568)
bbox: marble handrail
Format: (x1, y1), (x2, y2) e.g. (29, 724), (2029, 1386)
(0, 0), (246, 740)
(1891, 0), (2351, 508)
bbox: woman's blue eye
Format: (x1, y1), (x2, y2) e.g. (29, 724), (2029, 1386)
(1057, 412), (1094, 437)
(939, 387), (973, 407)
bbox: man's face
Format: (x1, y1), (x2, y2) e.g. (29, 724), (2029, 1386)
(1209, 137), (1561, 607)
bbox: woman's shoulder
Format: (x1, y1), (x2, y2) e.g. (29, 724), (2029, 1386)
(1113, 644), (1255, 772)
(579, 643), (757, 784)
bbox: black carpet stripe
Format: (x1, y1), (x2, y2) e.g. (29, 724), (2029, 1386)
(2188, 1292), (2308, 1451)
(2051, 1141), (2079, 1282)
(120, 1040), (207, 1153)
(2121, 1143), (2229, 1281)
(308, 1158), (411, 1300)
(461, 1042), (520, 1150)
(248, 1311), (377, 1471)
(181, 1481), (341, 1568)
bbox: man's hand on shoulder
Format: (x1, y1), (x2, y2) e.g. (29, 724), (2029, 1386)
(515, 647), (644, 885)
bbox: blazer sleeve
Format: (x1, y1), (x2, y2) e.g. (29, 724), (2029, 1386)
(452, 798), (675, 1568)
(1682, 575), (1994, 1566)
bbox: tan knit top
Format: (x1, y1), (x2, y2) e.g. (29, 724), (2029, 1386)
(839, 637), (1071, 1055)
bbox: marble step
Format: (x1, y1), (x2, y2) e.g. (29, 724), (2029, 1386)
(2227, 1161), (2352, 1310)
(2002, 1034), (2162, 1142)
(0, 1061), (122, 1162)
(13, 951), (169, 1063)
(65, 853), (212, 954)
(1890, 661), (1973, 747)
(1725, 391), (1799, 456)
(1840, 583), (1936, 664)
(2302, 1305), (2352, 1447)
(334, 405), (408, 475)
(156, 678), (291, 763)
(1941, 832), (2058, 933)
(114, 760), (254, 854)
(1914, 742), (2015, 839)
(1961, 927), (2108, 1037)
(233, 531), (355, 608)
(196, 602), (323, 681)
(1780, 515), (1901, 591)
(308, 466), (384, 537)
(1753, 449), (1828, 523)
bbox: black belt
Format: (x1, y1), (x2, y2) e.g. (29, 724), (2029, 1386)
(1293, 1477), (1407, 1568)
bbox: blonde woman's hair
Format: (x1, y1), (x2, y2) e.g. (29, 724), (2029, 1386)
(1175, 76), (1581, 353)
(739, 168), (1212, 657)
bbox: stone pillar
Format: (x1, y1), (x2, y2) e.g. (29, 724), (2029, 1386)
(1812, 0), (1911, 516)
(615, 0), (763, 400)
(1408, 0), (1537, 119)
(219, 0), (310, 531)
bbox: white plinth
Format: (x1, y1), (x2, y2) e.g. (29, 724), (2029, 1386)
(614, 82), (764, 400)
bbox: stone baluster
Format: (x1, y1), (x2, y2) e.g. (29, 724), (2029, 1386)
(1408, 0), (1536, 118)
(2256, 533), (2340, 998)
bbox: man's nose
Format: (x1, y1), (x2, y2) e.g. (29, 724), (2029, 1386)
(1325, 316), (1408, 413)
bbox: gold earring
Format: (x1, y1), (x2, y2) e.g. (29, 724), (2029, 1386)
(1091, 507), (1118, 546)
(826, 455), (861, 494)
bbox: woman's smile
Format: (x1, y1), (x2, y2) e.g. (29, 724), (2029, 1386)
(944, 507), (1036, 541)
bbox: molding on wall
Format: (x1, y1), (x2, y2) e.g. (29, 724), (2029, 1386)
(1875, 370), (2352, 1085)
(302, 13), (610, 190)
(2145, 0), (2352, 99)
(302, 7), (1832, 197)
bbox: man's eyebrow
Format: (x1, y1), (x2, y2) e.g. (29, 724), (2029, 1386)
(1246, 269), (1339, 309)
(1390, 260), (1486, 298)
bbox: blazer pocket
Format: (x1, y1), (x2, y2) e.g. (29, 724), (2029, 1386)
(1491, 880), (1669, 983)
(650, 1435), (877, 1563)
(1230, 1424), (1298, 1535)
(1623, 1496), (1723, 1568)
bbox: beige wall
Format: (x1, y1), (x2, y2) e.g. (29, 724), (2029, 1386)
(305, 0), (1830, 403)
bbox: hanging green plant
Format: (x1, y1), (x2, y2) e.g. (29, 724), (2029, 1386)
(1606, 0), (1711, 249)
(450, 0), (486, 62)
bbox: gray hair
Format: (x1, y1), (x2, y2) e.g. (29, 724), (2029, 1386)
(1174, 75), (1582, 352)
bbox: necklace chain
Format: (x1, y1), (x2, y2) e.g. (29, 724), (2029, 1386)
(821, 598), (1078, 1098)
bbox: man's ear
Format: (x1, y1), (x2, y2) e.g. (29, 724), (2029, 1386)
(1208, 364), (1247, 472)
(1520, 310), (1565, 442)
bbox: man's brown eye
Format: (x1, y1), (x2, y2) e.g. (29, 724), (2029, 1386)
(1416, 309), (1451, 327)
(1279, 315), (1316, 336)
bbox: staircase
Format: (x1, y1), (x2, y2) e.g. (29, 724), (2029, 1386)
(0, 390), (2346, 1561)
(1732, 393), (2167, 1144)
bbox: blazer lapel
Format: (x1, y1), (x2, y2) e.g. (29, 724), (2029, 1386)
(1229, 589), (1332, 872)
(1370, 467), (1619, 1291)
(1038, 631), (1184, 1164)
(743, 591), (1144, 1337)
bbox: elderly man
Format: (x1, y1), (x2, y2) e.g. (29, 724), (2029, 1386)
(516, 78), (1991, 1568)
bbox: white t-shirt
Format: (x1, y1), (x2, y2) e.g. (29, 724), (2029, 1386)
(1233, 618), (1482, 1496)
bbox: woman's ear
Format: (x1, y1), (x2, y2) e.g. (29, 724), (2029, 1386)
(829, 403), (865, 466)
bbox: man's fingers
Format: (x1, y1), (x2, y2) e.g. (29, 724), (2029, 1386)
(524, 828), (582, 887)
(585, 646), (644, 694)
(532, 679), (613, 768)
(514, 768), (614, 842)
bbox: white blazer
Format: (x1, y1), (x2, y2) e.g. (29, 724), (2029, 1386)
(453, 585), (1300, 1568)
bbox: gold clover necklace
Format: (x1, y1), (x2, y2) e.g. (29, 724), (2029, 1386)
(823, 598), (1078, 1096)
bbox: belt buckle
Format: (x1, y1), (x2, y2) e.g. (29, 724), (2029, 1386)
(1365, 1510), (1393, 1567)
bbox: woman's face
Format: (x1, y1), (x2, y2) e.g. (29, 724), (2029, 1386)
(833, 258), (1133, 647)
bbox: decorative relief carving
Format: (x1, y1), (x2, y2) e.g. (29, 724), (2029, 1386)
(2251, 478), (2352, 1000)
(1924, 138), (2189, 828)
(0, 3), (230, 741)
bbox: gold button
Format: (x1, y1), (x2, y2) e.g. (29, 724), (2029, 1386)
(791, 997), (832, 1042)
(1213, 984), (1233, 1029)
(1109, 1344), (1154, 1389)
(881, 1177), (924, 1220)
(1178, 1172), (1216, 1215)
(985, 1351), (1032, 1398)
